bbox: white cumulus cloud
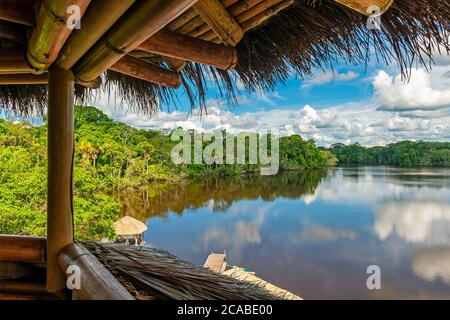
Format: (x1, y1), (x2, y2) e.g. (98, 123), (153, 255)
(373, 67), (450, 111)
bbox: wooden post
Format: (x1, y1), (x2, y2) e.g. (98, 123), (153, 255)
(47, 65), (75, 293)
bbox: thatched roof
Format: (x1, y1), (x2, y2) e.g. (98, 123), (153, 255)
(84, 241), (282, 300)
(0, 0), (449, 116)
(113, 216), (148, 236)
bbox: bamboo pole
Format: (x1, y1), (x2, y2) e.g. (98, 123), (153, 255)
(335, 0), (395, 16)
(0, 20), (27, 43)
(74, 0), (197, 83)
(0, 281), (47, 294)
(110, 55), (182, 88)
(189, 0), (265, 38)
(0, 47), (33, 73)
(201, 0), (293, 41)
(168, 0), (239, 31)
(193, 0), (244, 46)
(46, 65), (75, 293)
(58, 244), (134, 300)
(0, 73), (47, 84)
(137, 29), (238, 70)
(241, 0), (294, 31)
(0, 73), (101, 88)
(0, 0), (35, 26)
(167, 8), (198, 31)
(177, 15), (205, 35)
(235, 0), (286, 25)
(27, 0), (91, 72)
(57, 0), (136, 70)
(0, 235), (46, 264)
(229, 0), (264, 16)
(0, 292), (61, 300)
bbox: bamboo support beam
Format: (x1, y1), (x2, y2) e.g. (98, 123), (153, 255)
(0, 73), (47, 84)
(0, 47), (32, 73)
(0, 0), (35, 26)
(0, 73), (101, 88)
(57, 0), (136, 70)
(335, 0), (395, 16)
(137, 29), (238, 70)
(74, 0), (197, 83)
(58, 244), (134, 300)
(27, 0), (91, 72)
(0, 235), (46, 264)
(110, 55), (182, 88)
(0, 281), (47, 294)
(46, 65), (75, 293)
(193, 0), (244, 46)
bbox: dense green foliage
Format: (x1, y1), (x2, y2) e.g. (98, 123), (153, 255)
(329, 142), (450, 167)
(0, 106), (330, 239)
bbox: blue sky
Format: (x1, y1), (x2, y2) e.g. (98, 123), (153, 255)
(3, 49), (449, 147)
(95, 49), (450, 147)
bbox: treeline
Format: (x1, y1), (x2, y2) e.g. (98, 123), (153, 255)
(0, 106), (330, 239)
(328, 141), (450, 167)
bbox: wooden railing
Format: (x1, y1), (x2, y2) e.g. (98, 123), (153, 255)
(0, 235), (133, 300)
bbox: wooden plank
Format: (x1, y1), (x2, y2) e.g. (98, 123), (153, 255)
(46, 65), (75, 293)
(0, 235), (46, 264)
(203, 253), (227, 273)
(193, 0), (244, 46)
(58, 243), (134, 300)
(110, 55), (182, 88)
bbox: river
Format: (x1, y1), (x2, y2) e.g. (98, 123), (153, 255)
(116, 166), (450, 299)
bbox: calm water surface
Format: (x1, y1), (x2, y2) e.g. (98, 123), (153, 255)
(118, 167), (450, 299)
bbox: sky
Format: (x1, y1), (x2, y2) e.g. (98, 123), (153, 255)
(90, 48), (450, 147)
(3, 48), (449, 147)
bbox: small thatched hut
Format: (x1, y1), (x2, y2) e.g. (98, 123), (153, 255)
(113, 216), (147, 245)
(0, 0), (449, 300)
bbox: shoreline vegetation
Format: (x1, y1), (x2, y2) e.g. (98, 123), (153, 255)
(1, 106), (449, 239)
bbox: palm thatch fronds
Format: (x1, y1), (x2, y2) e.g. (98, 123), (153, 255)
(83, 241), (282, 300)
(0, 0), (449, 116)
(235, 0), (450, 91)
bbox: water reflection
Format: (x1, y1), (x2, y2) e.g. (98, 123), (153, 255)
(116, 167), (450, 299)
